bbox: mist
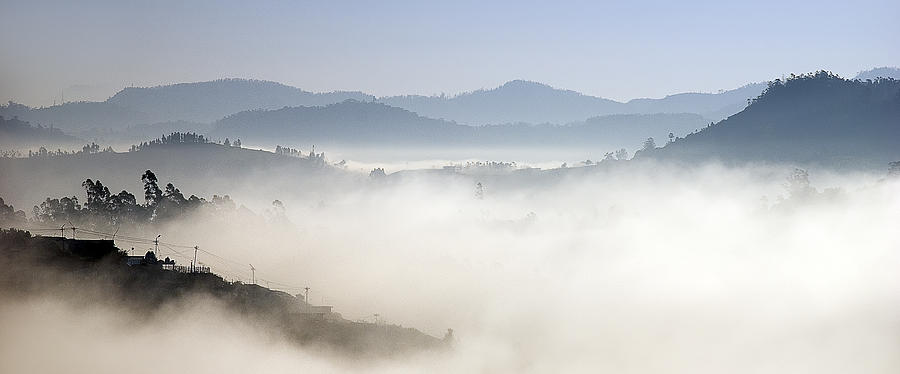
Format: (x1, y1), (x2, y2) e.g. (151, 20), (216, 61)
(4, 160), (898, 373)
(2, 0), (898, 369)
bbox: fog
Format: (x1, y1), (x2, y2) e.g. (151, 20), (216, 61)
(4, 161), (898, 372)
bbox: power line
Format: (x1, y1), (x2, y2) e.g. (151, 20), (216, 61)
(15, 224), (310, 293)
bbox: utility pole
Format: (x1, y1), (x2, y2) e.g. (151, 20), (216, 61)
(154, 235), (161, 257)
(60, 225), (65, 238)
(249, 264), (256, 284)
(70, 226), (77, 239)
(304, 287), (310, 304)
(193, 246), (198, 273)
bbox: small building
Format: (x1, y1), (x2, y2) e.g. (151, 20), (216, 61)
(297, 302), (337, 320)
(125, 251), (161, 266)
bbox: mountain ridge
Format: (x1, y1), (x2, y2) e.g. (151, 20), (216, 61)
(1, 78), (766, 130)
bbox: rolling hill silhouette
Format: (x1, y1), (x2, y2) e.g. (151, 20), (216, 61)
(106, 79), (373, 123)
(212, 100), (708, 150)
(0, 79), (371, 130)
(646, 72), (900, 168)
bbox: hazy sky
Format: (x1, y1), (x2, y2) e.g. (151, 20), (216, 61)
(1, 0), (898, 106)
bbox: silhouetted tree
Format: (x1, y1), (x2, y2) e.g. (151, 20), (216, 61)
(369, 168), (386, 179)
(141, 170), (163, 207)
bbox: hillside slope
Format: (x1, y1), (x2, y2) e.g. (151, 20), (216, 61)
(648, 72), (900, 168)
(0, 229), (442, 356)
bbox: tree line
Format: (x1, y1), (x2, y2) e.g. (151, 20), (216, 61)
(31, 170), (237, 229)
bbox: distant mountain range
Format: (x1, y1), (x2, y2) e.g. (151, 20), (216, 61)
(211, 100), (708, 150)
(106, 79), (373, 123)
(380, 80), (766, 125)
(621, 83), (765, 123)
(3, 69), (897, 167)
(0, 79), (372, 130)
(645, 71), (900, 169)
(0, 77), (773, 131)
(379, 80), (623, 125)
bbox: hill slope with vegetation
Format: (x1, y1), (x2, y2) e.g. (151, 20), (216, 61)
(0, 228), (443, 356)
(646, 72), (900, 168)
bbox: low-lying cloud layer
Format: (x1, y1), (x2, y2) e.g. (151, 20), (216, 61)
(3, 162), (899, 373)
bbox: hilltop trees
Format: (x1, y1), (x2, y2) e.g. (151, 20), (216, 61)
(142, 170), (163, 207)
(32, 170), (237, 229)
(79, 179), (143, 226)
(131, 132), (209, 151)
(369, 168), (386, 179)
(32, 196), (81, 224)
(82, 179), (112, 212)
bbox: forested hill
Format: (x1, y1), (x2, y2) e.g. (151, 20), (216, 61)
(211, 100), (708, 150)
(646, 72), (900, 168)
